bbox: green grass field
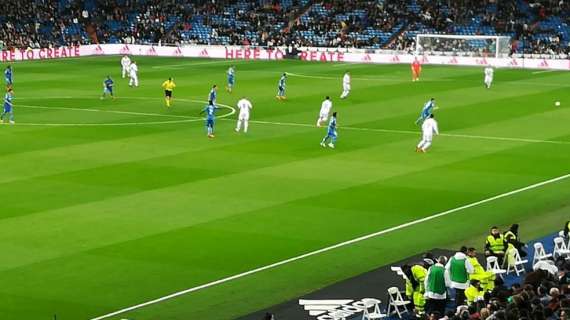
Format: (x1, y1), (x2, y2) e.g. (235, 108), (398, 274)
(1, 56), (570, 320)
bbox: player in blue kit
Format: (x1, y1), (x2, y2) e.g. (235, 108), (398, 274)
(209, 85), (218, 104)
(415, 98), (437, 125)
(1, 88), (15, 124)
(5, 65), (13, 88)
(226, 66), (235, 93)
(320, 112), (338, 148)
(276, 73), (287, 100)
(200, 100), (220, 138)
(100, 76), (115, 100)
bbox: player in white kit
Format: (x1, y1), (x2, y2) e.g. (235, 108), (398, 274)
(235, 97), (253, 133)
(317, 96), (333, 127)
(340, 71), (351, 99)
(129, 61), (139, 87)
(121, 55), (131, 79)
(484, 65), (494, 89)
(416, 114), (439, 153)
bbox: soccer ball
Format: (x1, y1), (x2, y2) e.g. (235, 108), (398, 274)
(555, 101), (561, 107)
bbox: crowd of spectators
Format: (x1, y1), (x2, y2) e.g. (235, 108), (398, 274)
(401, 223), (570, 320)
(0, 0), (568, 56)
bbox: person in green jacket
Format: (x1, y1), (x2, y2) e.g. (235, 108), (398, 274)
(424, 256), (450, 316)
(445, 246), (474, 307)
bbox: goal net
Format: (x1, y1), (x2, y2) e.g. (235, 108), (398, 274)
(415, 34), (511, 58)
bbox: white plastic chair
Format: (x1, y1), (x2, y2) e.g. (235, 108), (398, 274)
(486, 256), (507, 279)
(360, 298), (386, 320)
(390, 266), (408, 280)
(329, 309), (352, 320)
(506, 247), (528, 276)
(532, 242), (553, 266)
(553, 237), (570, 259)
(386, 286), (410, 318)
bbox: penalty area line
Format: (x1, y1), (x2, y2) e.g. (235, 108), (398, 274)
(89, 172), (570, 320)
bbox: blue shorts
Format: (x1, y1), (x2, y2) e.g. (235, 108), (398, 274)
(206, 119), (214, 128)
(3, 105), (12, 113)
(104, 87), (113, 94)
(278, 87), (285, 96)
(327, 130), (337, 138)
(228, 77), (234, 85)
(5, 77), (12, 85)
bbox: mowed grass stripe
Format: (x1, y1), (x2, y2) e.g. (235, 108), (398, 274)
(0, 128), (564, 303)
(0, 57), (569, 319)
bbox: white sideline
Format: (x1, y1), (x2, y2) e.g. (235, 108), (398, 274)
(246, 119), (570, 146)
(89, 172), (570, 320)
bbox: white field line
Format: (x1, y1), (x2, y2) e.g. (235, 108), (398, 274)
(15, 99), (236, 126)
(532, 70), (557, 74)
(90, 172), (570, 320)
(286, 72), (410, 82)
(151, 59), (249, 69)
(244, 119), (570, 146)
(14, 98), (570, 145)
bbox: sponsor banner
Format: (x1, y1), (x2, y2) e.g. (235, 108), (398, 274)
(1, 44), (568, 70)
(1, 46), (81, 62)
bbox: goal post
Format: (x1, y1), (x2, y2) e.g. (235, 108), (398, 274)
(415, 34), (511, 58)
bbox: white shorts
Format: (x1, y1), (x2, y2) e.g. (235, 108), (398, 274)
(319, 112), (329, 122)
(343, 83), (351, 91)
(422, 133), (433, 142)
(238, 113), (250, 121)
(485, 76), (493, 83)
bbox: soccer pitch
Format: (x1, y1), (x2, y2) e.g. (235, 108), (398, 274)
(1, 56), (570, 319)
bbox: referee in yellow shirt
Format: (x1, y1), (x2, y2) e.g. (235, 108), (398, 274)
(161, 78), (176, 107)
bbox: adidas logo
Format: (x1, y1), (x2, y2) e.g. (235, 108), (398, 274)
(361, 54), (371, 62)
(448, 57), (458, 64)
(199, 49), (209, 57)
(509, 58), (518, 66)
(299, 298), (376, 319)
(476, 58), (488, 65)
(391, 55), (400, 62)
(94, 45), (104, 55)
(146, 46), (158, 56)
(120, 45), (131, 55)
(538, 59), (549, 68)
(173, 47), (183, 57)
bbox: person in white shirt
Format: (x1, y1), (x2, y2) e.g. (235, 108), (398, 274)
(121, 55), (131, 79)
(317, 96), (333, 127)
(340, 71), (351, 99)
(129, 61), (139, 87)
(416, 114), (439, 153)
(484, 65), (494, 89)
(235, 97), (253, 133)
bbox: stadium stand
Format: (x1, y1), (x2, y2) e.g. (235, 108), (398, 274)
(385, 227), (570, 320)
(0, 0), (568, 56)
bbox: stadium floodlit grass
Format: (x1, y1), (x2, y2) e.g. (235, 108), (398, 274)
(1, 56), (570, 320)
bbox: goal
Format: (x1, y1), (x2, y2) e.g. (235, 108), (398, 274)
(415, 34), (511, 58)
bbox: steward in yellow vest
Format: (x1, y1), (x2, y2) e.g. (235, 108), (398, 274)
(466, 247), (495, 291)
(402, 263), (427, 315)
(485, 226), (506, 265)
